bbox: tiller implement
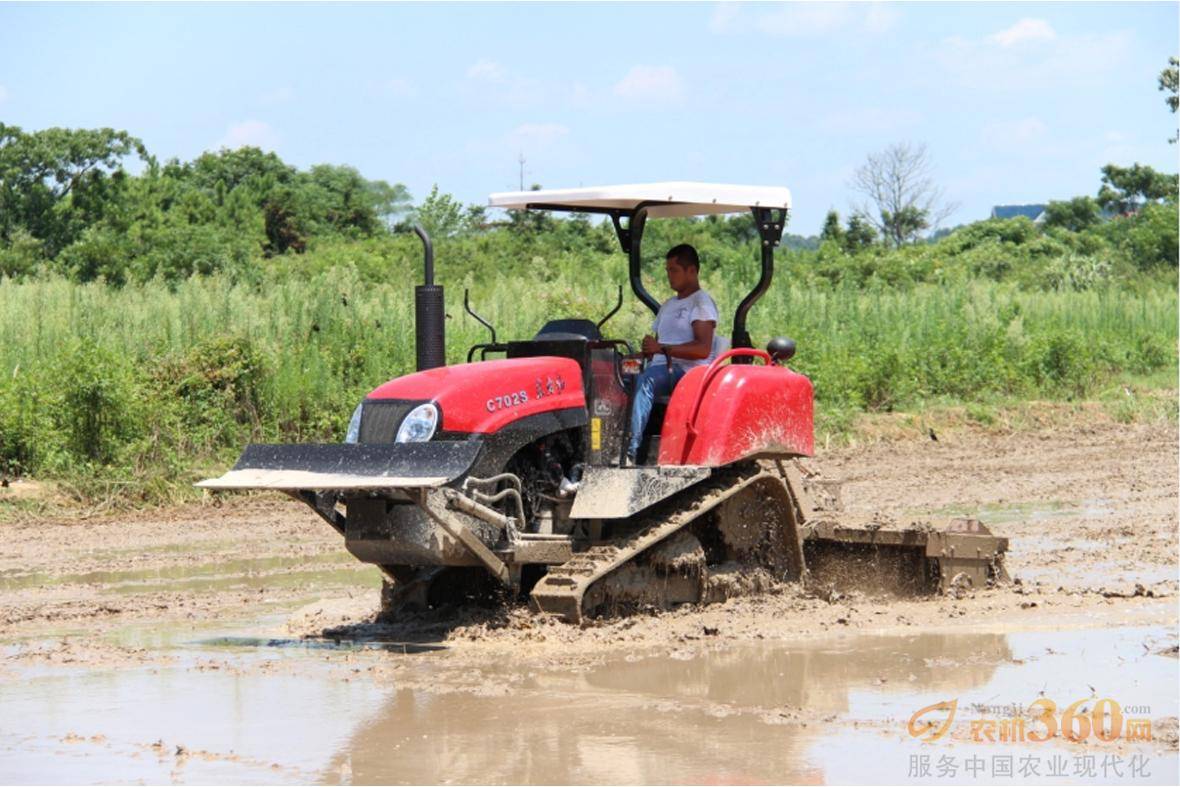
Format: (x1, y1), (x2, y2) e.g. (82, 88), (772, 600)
(200, 183), (1008, 622)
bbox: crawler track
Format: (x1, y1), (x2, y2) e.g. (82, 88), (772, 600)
(530, 463), (803, 622)
(529, 457), (1009, 623)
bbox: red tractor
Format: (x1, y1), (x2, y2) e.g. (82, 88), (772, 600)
(201, 183), (1007, 622)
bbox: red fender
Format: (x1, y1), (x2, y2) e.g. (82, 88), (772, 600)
(658, 349), (813, 466)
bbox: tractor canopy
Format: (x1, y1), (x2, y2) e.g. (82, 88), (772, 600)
(488, 181), (791, 218)
(489, 182), (792, 352)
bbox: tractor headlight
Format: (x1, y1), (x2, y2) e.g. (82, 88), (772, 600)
(344, 403), (363, 444)
(395, 403), (439, 443)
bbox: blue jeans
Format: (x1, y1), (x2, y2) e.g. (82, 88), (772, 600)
(628, 363), (685, 460)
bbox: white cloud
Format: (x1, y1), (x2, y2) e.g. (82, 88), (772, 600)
(462, 60), (547, 107)
(710, 1), (896, 37)
(613, 65), (683, 102)
(259, 86), (294, 105)
(933, 29), (1131, 90)
(981, 117), (1049, 150)
(466, 59), (506, 83)
(757, 3), (854, 37)
(218, 120), (279, 151)
(989, 18), (1056, 48)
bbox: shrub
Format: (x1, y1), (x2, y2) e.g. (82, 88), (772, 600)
(51, 339), (146, 466)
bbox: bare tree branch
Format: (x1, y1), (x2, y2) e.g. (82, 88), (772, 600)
(849, 142), (959, 247)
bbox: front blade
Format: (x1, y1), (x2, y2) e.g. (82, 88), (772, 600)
(196, 442), (481, 491)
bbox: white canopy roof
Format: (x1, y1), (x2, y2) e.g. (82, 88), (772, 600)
(488, 181), (791, 218)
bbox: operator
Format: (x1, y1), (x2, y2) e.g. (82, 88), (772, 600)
(626, 243), (718, 465)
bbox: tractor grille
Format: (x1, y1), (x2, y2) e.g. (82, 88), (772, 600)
(358, 400), (420, 443)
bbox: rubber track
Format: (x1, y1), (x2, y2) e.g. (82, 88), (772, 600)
(529, 464), (770, 623)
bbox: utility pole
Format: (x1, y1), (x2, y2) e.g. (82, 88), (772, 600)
(517, 152), (526, 191)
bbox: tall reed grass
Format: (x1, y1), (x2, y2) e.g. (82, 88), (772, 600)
(0, 269), (1174, 494)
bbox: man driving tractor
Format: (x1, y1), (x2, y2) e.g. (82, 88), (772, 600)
(627, 243), (719, 464)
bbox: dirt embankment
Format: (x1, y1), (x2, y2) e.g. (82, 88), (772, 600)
(0, 420), (1175, 666)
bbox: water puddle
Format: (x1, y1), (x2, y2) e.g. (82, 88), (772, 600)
(1015, 561), (1178, 589)
(0, 623), (1174, 784)
(197, 636), (445, 654)
(933, 499), (1117, 526)
(0, 552), (380, 594)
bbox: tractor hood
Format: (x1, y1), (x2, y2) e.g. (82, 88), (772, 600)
(366, 357), (585, 434)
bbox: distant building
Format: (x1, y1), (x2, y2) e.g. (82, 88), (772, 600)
(990, 204), (1047, 223)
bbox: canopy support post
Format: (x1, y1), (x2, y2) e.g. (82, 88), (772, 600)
(613, 208), (659, 316)
(732, 206), (787, 355)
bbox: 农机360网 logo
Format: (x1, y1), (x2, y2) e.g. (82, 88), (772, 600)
(908, 698), (1153, 744)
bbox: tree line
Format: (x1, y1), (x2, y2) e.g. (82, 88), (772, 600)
(0, 123), (410, 283)
(0, 121), (1176, 288)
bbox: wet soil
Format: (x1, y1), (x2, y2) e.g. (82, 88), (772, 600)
(1, 420), (1176, 783)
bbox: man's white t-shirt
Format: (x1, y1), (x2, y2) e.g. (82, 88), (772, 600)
(650, 289), (720, 371)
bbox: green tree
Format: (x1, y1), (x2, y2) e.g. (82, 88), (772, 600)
(462, 204), (488, 234)
(1160, 56), (1179, 144)
(844, 215), (877, 253)
(819, 210), (845, 245)
(880, 205), (929, 246)
(507, 183), (555, 236)
(1042, 196), (1101, 232)
(180, 147), (295, 195)
(0, 123), (148, 254)
(412, 184), (465, 238)
(306, 164), (411, 235)
(1097, 163), (1178, 214)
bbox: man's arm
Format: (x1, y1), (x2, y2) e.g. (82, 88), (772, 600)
(656, 320), (715, 360)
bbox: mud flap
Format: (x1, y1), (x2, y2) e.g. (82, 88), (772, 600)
(196, 442), (482, 491)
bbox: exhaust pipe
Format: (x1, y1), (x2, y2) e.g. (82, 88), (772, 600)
(412, 224), (445, 370)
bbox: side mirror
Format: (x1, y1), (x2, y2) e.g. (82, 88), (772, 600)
(767, 337), (796, 363)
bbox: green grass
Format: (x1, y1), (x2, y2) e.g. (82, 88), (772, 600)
(0, 268), (1175, 503)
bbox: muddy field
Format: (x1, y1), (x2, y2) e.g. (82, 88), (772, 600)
(1, 419), (1177, 784)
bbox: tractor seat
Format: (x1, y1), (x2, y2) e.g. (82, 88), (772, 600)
(534, 319), (601, 341)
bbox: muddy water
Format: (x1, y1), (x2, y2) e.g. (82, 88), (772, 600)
(2, 422), (1176, 784)
(0, 622), (1174, 785)
(0, 552), (381, 595)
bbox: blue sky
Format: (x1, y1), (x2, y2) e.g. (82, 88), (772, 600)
(1, 1), (1176, 234)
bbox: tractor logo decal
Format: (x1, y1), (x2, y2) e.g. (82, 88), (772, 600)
(486, 390), (529, 412)
(535, 374), (567, 399)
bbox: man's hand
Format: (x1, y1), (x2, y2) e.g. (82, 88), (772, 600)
(641, 334), (662, 358)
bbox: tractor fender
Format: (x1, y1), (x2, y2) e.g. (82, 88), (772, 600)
(658, 356), (813, 466)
